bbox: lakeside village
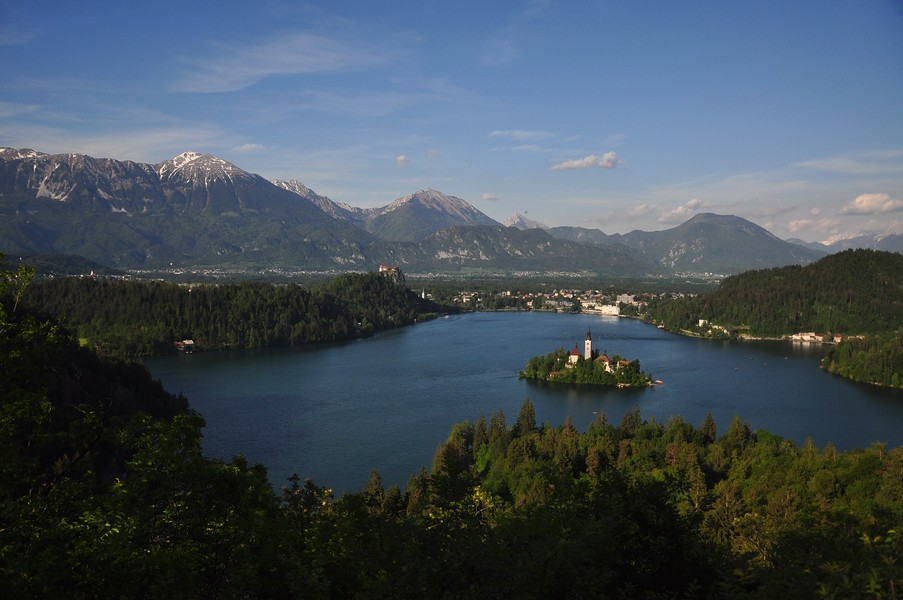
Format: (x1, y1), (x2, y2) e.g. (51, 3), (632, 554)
(519, 326), (658, 388)
(447, 287), (858, 345)
(449, 288), (641, 316)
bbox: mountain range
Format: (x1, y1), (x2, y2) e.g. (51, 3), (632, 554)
(0, 147), (850, 277)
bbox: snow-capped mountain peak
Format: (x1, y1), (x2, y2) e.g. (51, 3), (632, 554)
(169, 151), (204, 168)
(0, 147), (47, 160)
(156, 152), (251, 184)
(504, 212), (549, 230)
(383, 189), (477, 218)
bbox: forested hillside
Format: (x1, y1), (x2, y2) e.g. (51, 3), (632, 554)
(21, 271), (440, 358)
(2, 264), (901, 598)
(644, 249), (903, 337)
(822, 328), (903, 387)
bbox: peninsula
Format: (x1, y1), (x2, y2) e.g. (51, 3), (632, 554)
(519, 326), (654, 387)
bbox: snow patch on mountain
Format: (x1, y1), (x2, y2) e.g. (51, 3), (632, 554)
(157, 152), (249, 184)
(0, 147), (46, 160)
(504, 212), (549, 230)
(36, 176), (72, 201)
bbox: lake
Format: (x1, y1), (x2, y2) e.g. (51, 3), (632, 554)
(145, 311), (903, 494)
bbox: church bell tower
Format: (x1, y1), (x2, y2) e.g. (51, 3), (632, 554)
(584, 325), (593, 360)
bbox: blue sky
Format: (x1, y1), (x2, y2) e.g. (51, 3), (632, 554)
(2, 1), (902, 242)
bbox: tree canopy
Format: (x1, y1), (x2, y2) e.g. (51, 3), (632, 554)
(21, 271), (442, 359)
(2, 259), (901, 598)
(645, 249), (903, 338)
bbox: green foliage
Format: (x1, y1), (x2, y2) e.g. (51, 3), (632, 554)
(421, 400), (903, 598)
(645, 249), (903, 337)
(822, 328), (903, 388)
(21, 271), (439, 359)
(520, 347), (653, 387)
(1, 265), (289, 597)
(644, 249), (903, 387)
(3, 258), (901, 598)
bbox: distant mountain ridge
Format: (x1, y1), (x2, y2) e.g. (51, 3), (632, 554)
(273, 179), (370, 223)
(361, 189), (499, 241)
(616, 213), (825, 273)
(0, 148), (373, 268)
(0, 147), (845, 275)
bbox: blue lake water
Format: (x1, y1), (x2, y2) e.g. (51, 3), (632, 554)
(145, 312), (903, 494)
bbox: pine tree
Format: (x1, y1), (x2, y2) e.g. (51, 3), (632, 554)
(514, 398), (536, 437)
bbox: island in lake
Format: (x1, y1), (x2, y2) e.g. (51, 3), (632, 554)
(519, 326), (655, 387)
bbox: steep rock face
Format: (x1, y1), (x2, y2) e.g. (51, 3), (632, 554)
(0, 149), (373, 268)
(273, 179), (370, 223)
(0, 148), (163, 213)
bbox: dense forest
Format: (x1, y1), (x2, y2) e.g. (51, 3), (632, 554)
(520, 348), (652, 387)
(643, 249), (903, 387)
(644, 249), (903, 338)
(822, 328), (903, 388)
(20, 270), (442, 358)
(2, 264), (901, 598)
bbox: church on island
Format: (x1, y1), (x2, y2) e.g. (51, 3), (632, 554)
(567, 325), (627, 373)
(519, 323), (652, 387)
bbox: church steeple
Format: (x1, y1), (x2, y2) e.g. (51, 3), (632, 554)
(584, 325), (593, 360)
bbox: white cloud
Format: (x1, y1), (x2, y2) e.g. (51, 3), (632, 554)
(787, 219), (814, 234)
(841, 193), (903, 215)
(481, 192), (500, 202)
(175, 32), (391, 93)
(426, 149), (441, 160)
(489, 130), (554, 141)
(659, 198), (706, 223)
(626, 204), (658, 218)
(551, 151), (620, 171)
(396, 154), (410, 168)
(232, 143), (265, 153)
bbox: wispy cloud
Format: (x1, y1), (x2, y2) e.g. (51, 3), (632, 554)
(787, 219), (814, 234)
(489, 130), (554, 141)
(0, 101), (41, 118)
(232, 143), (265, 153)
(841, 193), (903, 215)
(659, 198), (706, 223)
(478, 0), (551, 66)
(551, 151), (620, 171)
(175, 32), (392, 93)
(481, 192), (500, 202)
(0, 121), (227, 163)
(0, 26), (41, 46)
(626, 204), (658, 218)
(796, 149), (903, 175)
(396, 154), (410, 168)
